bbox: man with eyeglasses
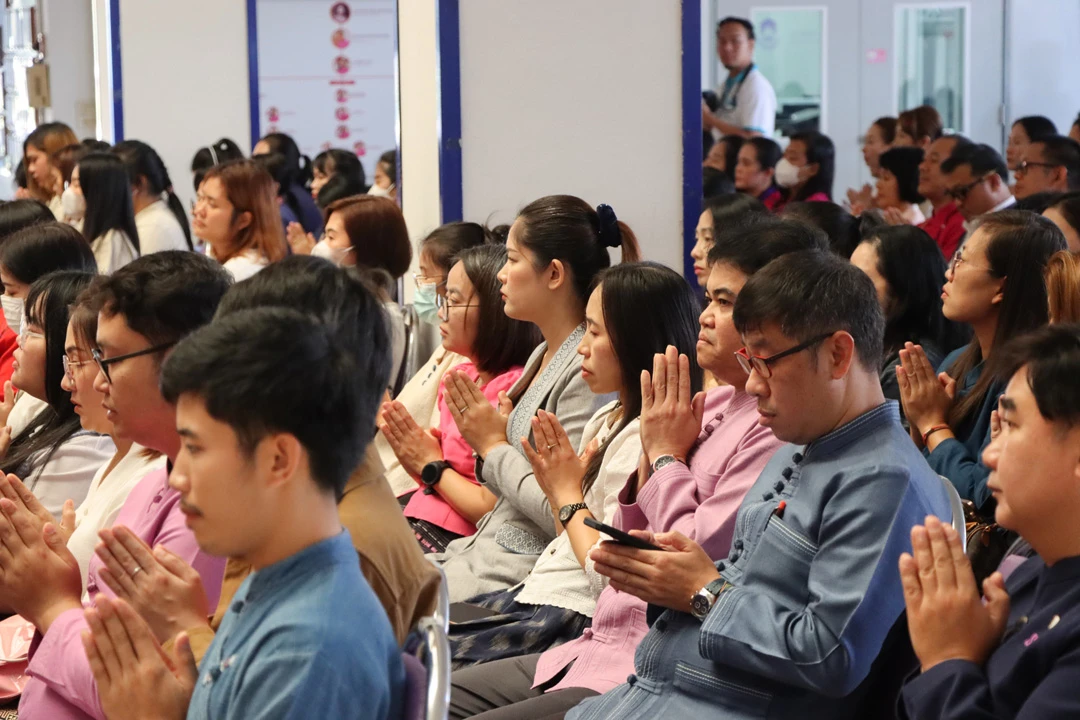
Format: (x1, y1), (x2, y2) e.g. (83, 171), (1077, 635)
(941, 143), (1015, 243)
(8, 251), (232, 720)
(570, 250), (950, 720)
(1014, 135), (1080, 200)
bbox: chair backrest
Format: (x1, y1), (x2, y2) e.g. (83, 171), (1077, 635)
(393, 304), (419, 396)
(425, 555), (450, 632)
(403, 616), (451, 720)
(940, 475), (967, 552)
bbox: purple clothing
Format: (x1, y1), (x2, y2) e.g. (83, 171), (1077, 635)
(533, 387), (783, 695)
(20, 467), (227, 720)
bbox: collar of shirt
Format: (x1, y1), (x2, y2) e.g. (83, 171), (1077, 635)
(720, 63), (755, 106)
(963, 195), (1017, 234)
(802, 401), (900, 461)
(242, 531), (356, 604)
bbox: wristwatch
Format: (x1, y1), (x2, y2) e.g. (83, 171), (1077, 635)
(690, 578), (729, 620)
(420, 460), (452, 495)
(651, 454), (682, 474)
(558, 502), (589, 525)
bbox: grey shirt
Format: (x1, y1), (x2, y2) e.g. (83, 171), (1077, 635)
(435, 325), (611, 602)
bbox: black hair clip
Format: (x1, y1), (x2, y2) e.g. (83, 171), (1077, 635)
(596, 204), (622, 249)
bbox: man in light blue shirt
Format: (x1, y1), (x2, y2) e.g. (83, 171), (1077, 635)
(78, 281), (404, 719)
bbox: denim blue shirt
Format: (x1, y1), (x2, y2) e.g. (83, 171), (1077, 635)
(924, 348), (1005, 509)
(187, 531), (404, 720)
(569, 402), (951, 720)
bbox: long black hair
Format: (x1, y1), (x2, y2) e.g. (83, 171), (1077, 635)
(315, 172), (366, 209)
(947, 211), (1066, 428)
(456, 244), (540, 376)
(191, 138), (245, 192)
(79, 152), (141, 253)
(515, 195), (642, 304)
(859, 225), (970, 356)
(2, 271), (97, 481)
(580, 262), (703, 493)
(113, 140), (193, 250)
(256, 133), (312, 187)
(788, 131), (835, 202)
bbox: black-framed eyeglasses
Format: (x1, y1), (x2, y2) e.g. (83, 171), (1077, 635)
(436, 294), (479, 320)
(92, 342), (176, 383)
(945, 174), (992, 202)
(734, 332), (835, 378)
(1015, 160), (1060, 175)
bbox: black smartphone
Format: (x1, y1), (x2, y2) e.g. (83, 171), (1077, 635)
(585, 517), (664, 551)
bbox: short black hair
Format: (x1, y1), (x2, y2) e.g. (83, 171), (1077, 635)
(780, 202), (860, 258)
(1048, 191), (1080, 235)
(162, 307), (381, 496)
(1033, 136), (1080, 190)
(942, 142), (1009, 184)
(1015, 191), (1065, 214)
(703, 167), (736, 199)
(0, 199), (54, 241)
(717, 16), (755, 40)
(879, 147), (925, 204)
(1013, 116), (1058, 143)
(746, 137), (783, 172)
(87, 251), (232, 347)
(998, 323), (1080, 428)
(704, 192), (767, 232)
(214, 255), (392, 458)
(314, 171), (366, 209)
(418, 221), (491, 274)
(0, 222), (97, 284)
(708, 216), (829, 274)
(733, 249), (885, 370)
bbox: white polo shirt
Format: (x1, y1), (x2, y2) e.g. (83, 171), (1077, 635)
(715, 64), (777, 137)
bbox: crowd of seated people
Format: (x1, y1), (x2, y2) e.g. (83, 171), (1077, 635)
(2, 30), (1080, 718)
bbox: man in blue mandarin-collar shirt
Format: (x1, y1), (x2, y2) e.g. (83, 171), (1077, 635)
(572, 250), (950, 719)
(73, 285), (403, 719)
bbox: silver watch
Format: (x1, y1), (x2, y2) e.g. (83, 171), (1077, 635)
(651, 455), (682, 474)
(690, 579), (728, 620)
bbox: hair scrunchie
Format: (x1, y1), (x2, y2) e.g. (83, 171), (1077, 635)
(596, 204), (622, 249)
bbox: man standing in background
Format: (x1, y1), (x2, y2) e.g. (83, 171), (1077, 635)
(703, 17), (777, 139)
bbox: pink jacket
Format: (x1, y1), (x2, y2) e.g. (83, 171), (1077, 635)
(20, 467), (227, 720)
(403, 362), (522, 537)
(533, 387), (783, 694)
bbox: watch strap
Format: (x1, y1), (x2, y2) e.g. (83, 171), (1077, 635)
(559, 502), (589, 524)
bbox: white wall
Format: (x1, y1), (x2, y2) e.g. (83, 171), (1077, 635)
(397, 0), (443, 296)
(1006, 0), (1080, 133)
(457, 0), (685, 270)
(95, 0), (250, 212)
(41, 0), (97, 138)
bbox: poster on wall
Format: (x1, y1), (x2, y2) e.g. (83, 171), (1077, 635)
(253, 0), (397, 184)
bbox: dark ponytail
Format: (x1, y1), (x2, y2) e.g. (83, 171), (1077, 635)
(113, 140), (193, 250)
(516, 195), (641, 303)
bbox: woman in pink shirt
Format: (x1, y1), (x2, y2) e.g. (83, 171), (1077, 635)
(382, 244), (539, 552)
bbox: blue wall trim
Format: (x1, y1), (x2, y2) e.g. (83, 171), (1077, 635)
(681, 0), (702, 282)
(436, 0), (463, 223)
(246, 0), (261, 149)
(109, 0), (123, 140)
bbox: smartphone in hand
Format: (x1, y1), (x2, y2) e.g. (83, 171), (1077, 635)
(585, 517), (664, 551)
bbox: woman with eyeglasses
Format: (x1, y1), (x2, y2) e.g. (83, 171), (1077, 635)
(383, 244), (538, 553)
(0, 222), (97, 439)
(59, 297), (167, 585)
(373, 221), (493, 496)
(435, 195), (640, 603)
(897, 211), (1065, 509)
(1, 271), (113, 525)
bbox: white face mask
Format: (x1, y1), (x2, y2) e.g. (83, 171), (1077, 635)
(311, 239), (354, 266)
(367, 183), (394, 198)
(774, 158), (803, 189)
(1, 295), (24, 335)
(62, 186), (86, 220)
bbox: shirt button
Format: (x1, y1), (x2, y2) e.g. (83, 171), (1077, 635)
(655, 619), (667, 632)
(762, 492), (774, 501)
(792, 453), (804, 464)
(734, 540), (744, 550)
(627, 674), (637, 686)
(231, 601), (244, 613)
(781, 467), (793, 479)
(703, 426), (715, 436)
(713, 412), (724, 421)
(774, 481), (785, 492)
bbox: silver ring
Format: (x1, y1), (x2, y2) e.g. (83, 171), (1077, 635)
(130, 566), (143, 577)
(458, 406), (469, 414)
(546, 443), (558, 450)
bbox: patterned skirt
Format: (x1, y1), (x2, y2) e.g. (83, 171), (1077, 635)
(448, 586), (590, 670)
(408, 517), (464, 554)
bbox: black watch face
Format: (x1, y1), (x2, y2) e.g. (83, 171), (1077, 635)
(421, 463), (440, 485)
(691, 594), (709, 618)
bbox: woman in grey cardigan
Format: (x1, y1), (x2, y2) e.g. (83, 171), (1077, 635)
(436, 195), (640, 603)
